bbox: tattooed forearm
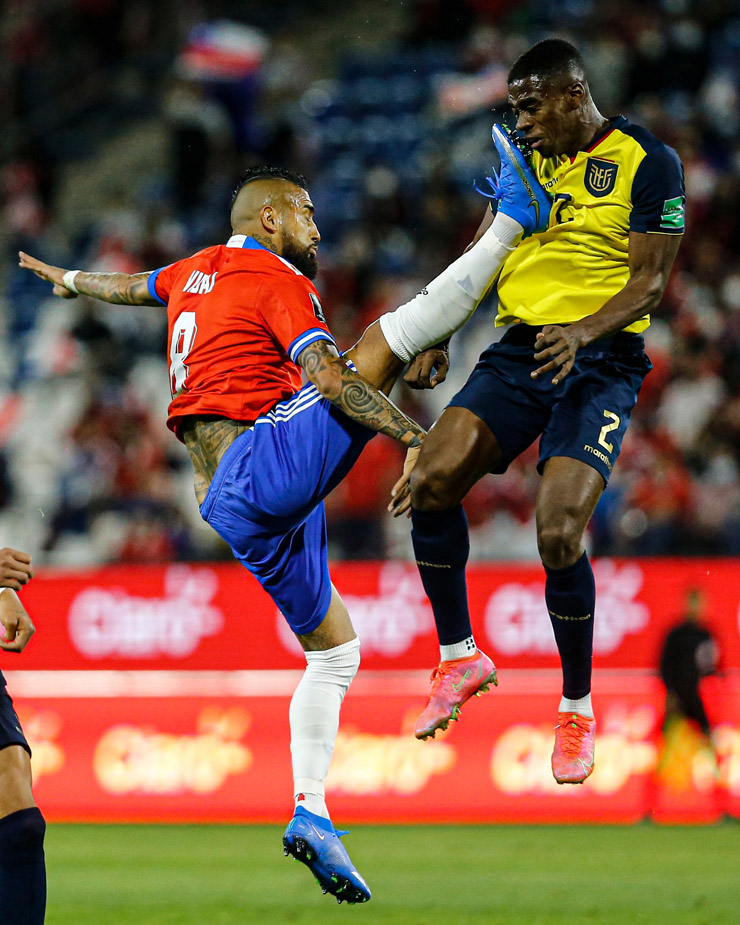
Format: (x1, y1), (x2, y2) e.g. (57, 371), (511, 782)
(182, 417), (254, 505)
(74, 271), (160, 306)
(299, 341), (425, 447)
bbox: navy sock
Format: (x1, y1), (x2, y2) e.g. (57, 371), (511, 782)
(544, 551), (595, 700)
(0, 807), (47, 925)
(411, 505), (472, 645)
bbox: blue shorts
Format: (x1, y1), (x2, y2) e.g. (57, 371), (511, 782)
(200, 383), (375, 635)
(0, 672), (31, 756)
(448, 324), (652, 483)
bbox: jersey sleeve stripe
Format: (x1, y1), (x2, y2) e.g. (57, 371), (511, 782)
(288, 329), (337, 364)
(147, 268), (168, 306)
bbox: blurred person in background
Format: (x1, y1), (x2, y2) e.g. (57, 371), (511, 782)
(0, 547), (46, 925)
(19, 155), (543, 902)
(659, 587), (719, 739)
(395, 38), (684, 788)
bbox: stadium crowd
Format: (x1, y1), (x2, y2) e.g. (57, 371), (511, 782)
(1, 0), (739, 564)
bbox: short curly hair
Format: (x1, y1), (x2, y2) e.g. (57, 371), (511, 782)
(231, 166), (309, 205)
(508, 39), (586, 87)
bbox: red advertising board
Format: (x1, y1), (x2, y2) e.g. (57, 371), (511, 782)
(5, 558), (739, 824)
(11, 559), (740, 671)
(8, 671), (739, 824)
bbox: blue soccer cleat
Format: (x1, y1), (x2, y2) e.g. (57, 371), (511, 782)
(283, 806), (371, 904)
(475, 123), (552, 237)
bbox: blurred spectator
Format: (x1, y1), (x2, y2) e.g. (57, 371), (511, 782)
(659, 588), (720, 737)
(3, 0), (740, 564)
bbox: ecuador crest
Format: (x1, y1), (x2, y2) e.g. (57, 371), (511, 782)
(584, 157), (618, 198)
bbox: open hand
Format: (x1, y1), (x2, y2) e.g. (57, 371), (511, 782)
(18, 251), (77, 299)
(388, 444), (422, 518)
(531, 324), (583, 385)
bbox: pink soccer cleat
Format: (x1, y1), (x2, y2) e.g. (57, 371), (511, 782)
(551, 712), (596, 784)
(415, 650), (497, 740)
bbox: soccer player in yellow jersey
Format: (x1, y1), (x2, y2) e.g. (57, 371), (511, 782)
(395, 38), (685, 784)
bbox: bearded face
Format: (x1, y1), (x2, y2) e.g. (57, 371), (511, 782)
(281, 231), (319, 279)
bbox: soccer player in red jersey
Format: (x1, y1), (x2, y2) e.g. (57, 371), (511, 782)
(20, 162), (544, 901)
(0, 548), (46, 925)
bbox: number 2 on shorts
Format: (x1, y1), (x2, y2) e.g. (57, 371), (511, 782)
(598, 410), (621, 453)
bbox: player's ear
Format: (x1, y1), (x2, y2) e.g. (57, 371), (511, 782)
(566, 81), (585, 110)
(261, 204), (279, 233)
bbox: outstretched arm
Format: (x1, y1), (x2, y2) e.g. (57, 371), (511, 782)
(18, 252), (160, 306)
(299, 340), (425, 448)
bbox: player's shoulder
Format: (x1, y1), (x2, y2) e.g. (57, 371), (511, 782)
(612, 116), (682, 165)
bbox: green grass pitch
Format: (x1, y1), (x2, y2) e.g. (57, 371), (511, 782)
(45, 823), (739, 924)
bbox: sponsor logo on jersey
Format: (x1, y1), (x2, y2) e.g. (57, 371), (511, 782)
(584, 157), (618, 197)
(660, 195), (685, 230)
(309, 292), (326, 323)
(182, 270), (218, 294)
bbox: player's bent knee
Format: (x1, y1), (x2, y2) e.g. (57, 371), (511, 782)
(409, 465), (462, 512)
(537, 521), (583, 570)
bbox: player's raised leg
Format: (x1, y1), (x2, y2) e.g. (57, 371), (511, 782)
(348, 140), (551, 394)
(383, 123), (551, 739)
(283, 585), (370, 904)
(407, 408), (504, 739)
(0, 744), (47, 924)
(537, 456), (603, 783)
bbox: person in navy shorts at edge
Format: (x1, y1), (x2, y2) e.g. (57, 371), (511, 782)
(0, 547), (46, 924)
(18, 159), (541, 902)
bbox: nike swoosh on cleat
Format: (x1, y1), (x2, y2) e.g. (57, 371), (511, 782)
(493, 126), (540, 224)
(451, 669), (472, 692)
(309, 823), (326, 841)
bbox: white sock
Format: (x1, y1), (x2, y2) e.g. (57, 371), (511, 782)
(378, 214), (523, 363)
(439, 636), (477, 661)
(559, 693), (593, 718)
(290, 637), (361, 820)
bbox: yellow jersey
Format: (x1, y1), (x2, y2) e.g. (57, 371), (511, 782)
(495, 116), (685, 333)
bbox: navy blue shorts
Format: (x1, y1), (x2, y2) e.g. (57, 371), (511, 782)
(448, 324), (652, 483)
(200, 382), (375, 635)
(0, 672), (31, 756)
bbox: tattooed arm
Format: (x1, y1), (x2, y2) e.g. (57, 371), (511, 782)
(18, 252), (160, 306)
(299, 340), (425, 447)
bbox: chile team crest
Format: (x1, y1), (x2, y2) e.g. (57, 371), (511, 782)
(584, 157), (618, 197)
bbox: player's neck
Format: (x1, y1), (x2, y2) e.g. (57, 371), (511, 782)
(232, 228), (280, 256)
(573, 106), (610, 155)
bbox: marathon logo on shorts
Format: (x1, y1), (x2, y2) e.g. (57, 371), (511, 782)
(183, 271), (217, 294)
(584, 444), (613, 471)
(309, 292), (326, 323)
(584, 158), (618, 198)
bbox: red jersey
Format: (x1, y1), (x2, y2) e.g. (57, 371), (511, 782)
(147, 235), (336, 439)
